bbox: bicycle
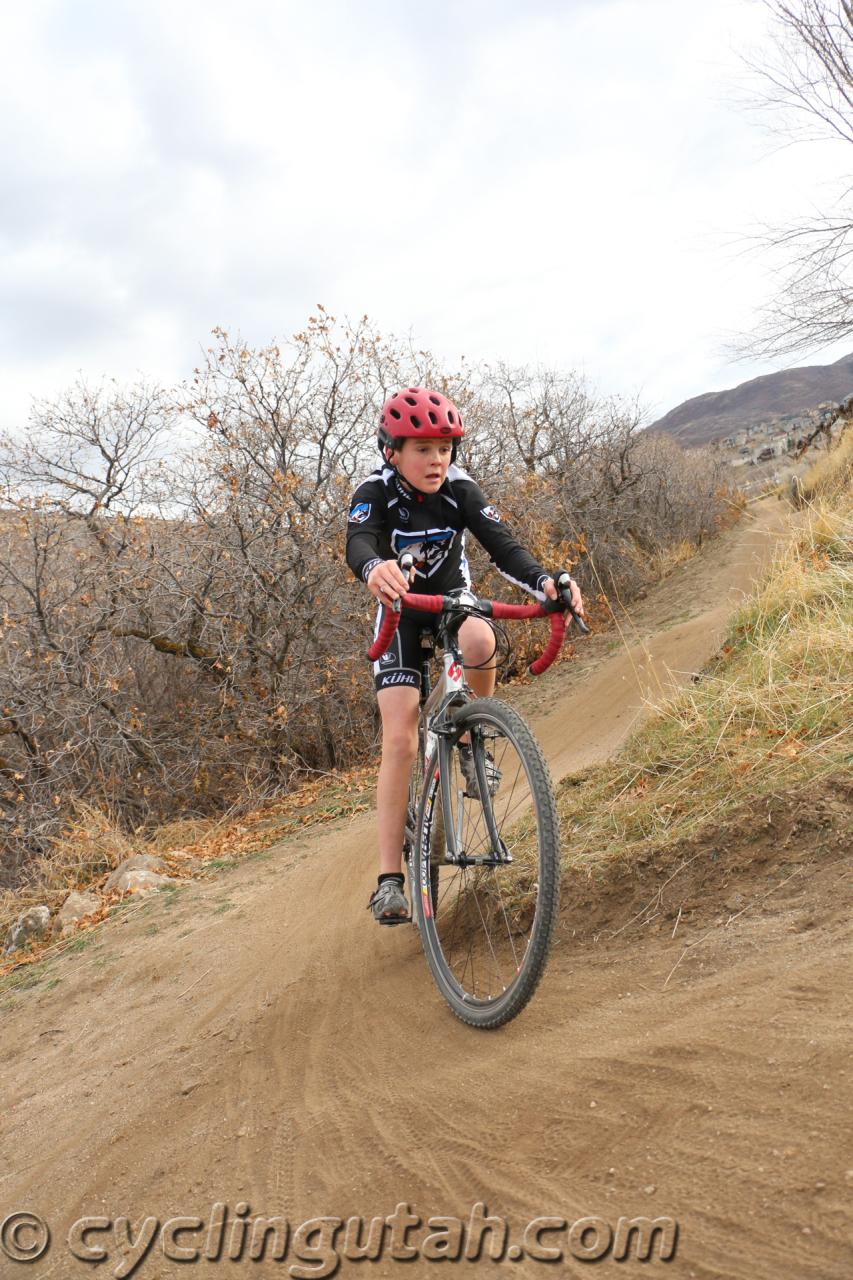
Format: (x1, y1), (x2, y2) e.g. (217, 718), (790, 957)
(368, 557), (589, 1028)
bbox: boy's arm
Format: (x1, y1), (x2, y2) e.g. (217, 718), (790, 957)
(459, 477), (549, 601)
(345, 479), (389, 584)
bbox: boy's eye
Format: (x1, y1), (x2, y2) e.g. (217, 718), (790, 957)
(416, 444), (451, 456)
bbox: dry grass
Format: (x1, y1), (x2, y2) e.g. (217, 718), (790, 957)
(0, 803), (136, 957)
(799, 415), (853, 503)
(648, 538), (704, 580)
(556, 429), (852, 877)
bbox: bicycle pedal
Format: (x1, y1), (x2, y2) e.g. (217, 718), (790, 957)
(377, 913), (412, 927)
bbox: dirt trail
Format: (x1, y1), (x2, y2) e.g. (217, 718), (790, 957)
(2, 497), (850, 1280)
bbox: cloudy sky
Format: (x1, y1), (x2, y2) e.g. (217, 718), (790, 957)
(1, 0), (851, 434)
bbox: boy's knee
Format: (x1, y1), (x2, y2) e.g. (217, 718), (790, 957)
(462, 621), (497, 667)
(382, 728), (418, 762)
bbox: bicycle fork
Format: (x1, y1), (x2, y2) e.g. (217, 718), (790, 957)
(436, 728), (511, 867)
(430, 653), (511, 867)
(408, 644), (509, 869)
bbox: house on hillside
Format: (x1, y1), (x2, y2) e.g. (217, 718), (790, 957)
(752, 433), (790, 463)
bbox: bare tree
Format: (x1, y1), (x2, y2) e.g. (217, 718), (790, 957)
(739, 1), (853, 357)
(0, 381), (175, 885)
(0, 316), (736, 890)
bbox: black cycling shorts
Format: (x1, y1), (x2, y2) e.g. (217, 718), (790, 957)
(371, 606), (496, 694)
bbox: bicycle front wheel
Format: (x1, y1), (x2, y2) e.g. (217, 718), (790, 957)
(412, 697), (560, 1028)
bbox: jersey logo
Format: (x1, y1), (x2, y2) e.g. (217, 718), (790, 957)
(480, 505), (501, 522)
(398, 506), (410, 522)
(348, 502), (371, 524)
(392, 528), (456, 578)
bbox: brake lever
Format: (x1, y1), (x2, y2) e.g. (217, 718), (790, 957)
(548, 571), (591, 635)
(565, 601), (590, 635)
(391, 551), (416, 613)
(397, 551), (416, 584)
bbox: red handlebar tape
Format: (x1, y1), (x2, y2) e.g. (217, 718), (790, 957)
(367, 593), (567, 675)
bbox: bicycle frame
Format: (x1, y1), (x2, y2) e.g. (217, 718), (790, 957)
(411, 606), (509, 867)
(370, 572), (585, 1022)
(376, 577), (587, 875)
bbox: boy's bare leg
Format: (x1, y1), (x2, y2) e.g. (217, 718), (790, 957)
(374, 619), (496, 883)
(375, 685), (420, 877)
(458, 616), (497, 743)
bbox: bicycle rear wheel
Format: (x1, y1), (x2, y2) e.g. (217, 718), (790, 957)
(412, 697), (560, 1028)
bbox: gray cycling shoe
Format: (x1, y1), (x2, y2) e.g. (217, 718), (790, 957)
(458, 744), (501, 800)
(367, 878), (410, 925)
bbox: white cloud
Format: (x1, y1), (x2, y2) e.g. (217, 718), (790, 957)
(1, 0), (851, 434)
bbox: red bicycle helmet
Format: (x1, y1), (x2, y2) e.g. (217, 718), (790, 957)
(378, 387), (464, 460)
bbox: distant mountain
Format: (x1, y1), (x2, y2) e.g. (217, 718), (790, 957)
(648, 352), (853, 447)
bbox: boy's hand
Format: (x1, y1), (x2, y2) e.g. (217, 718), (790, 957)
(543, 575), (585, 617)
(367, 559), (414, 603)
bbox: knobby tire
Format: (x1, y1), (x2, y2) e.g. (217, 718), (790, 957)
(411, 697), (560, 1028)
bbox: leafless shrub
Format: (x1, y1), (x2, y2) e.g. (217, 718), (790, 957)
(0, 317), (734, 889)
(461, 367), (732, 617)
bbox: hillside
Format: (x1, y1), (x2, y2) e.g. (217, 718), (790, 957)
(649, 350), (853, 446)
(3, 479), (851, 1278)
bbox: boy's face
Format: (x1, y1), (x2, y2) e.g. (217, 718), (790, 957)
(389, 438), (453, 494)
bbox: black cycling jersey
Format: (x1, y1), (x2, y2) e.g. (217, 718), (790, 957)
(346, 462), (549, 601)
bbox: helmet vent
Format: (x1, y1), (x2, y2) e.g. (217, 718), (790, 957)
(378, 386), (463, 451)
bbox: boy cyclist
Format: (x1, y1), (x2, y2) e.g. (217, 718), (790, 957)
(346, 387), (585, 923)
